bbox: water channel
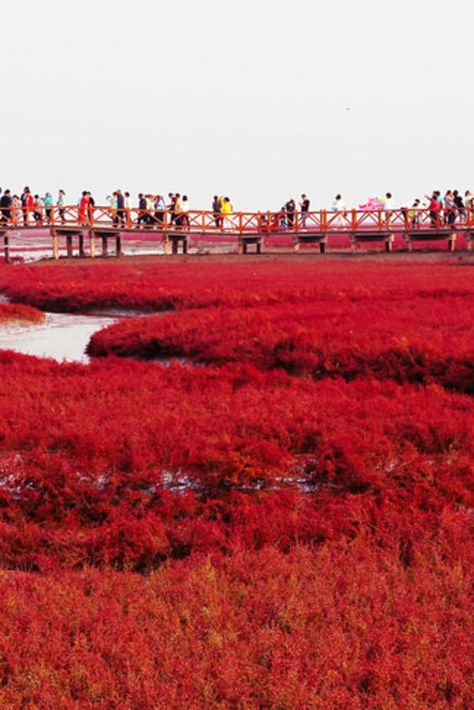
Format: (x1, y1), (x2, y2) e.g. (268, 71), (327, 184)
(0, 312), (118, 363)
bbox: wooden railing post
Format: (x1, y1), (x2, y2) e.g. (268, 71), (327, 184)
(351, 209), (358, 231)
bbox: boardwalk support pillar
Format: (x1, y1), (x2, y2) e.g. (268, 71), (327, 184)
(116, 235), (122, 257)
(169, 234), (188, 255)
(66, 235), (73, 258)
(240, 235), (263, 254)
(89, 230), (96, 258)
(102, 235), (108, 258)
(52, 228), (59, 260)
(78, 233), (86, 258)
(3, 233), (10, 264)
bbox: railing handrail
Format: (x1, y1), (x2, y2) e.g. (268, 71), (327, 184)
(0, 205), (473, 232)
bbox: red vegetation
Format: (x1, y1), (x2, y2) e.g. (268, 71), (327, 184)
(2, 354), (473, 570)
(0, 257), (473, 705)
(0, 539), (472, 708)
(0, 302), (44, 324)
(88, 292), (474, 393)
(1, 257), (474, 312)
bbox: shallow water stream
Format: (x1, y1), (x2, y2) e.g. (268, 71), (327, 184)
(0, 312), (117, 363)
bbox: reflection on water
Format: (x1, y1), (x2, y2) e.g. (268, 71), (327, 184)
(0, 313), (117, 363)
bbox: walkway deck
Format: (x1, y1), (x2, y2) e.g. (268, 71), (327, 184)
(1, 206), (472, 261)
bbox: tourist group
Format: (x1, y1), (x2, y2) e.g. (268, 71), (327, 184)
(0, 187), (473, 229)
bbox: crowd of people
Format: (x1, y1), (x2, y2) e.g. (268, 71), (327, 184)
(0, 188), (235, 229)
(0, 187), (473, 230)
(418, 190), (474, 227)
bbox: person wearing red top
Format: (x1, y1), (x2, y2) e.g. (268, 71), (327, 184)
(21, 187), (34, 225)
(78, 191), (90, 225)
(426, 191), (441, 227)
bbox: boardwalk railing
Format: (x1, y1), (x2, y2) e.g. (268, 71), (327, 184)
(1, 206), (474, 233)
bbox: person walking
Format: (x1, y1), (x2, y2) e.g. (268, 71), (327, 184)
(57, 189), (66, 223)
(181, 195), (190, 228)
(106, 193), (117, 222)
(409, 198), (421, 227)
(332, 194), (346, 227)
(11, 194), (21, 225)
(286, 198), (296, 229)
(212, 195), (222, 228)
(154, 195), (166, 225)
(300, 194), (310, 229)
(124, 191), (132, 225)
(279, 205), (287, 230)
(87, 192), (95, 224)
(137, 193), (147, 227)
(145, 194), (154, 226)
(21, 187), (34, 226)
(43, 192), (53, 223)
(222, 196), (233, 230)
(332, 194), (347, 211)
(78, 191), (90, 225)
(174, 194), (184, 227)
(453, 190), (466, 223)
(115, 189), (125, 227)
(384, 192), (393, 226)
(0, 189), (12, 224)
(443, 190), (455, 225)
(33, 194), (44, 224)
(464, 190), (474, 225)
(167, 193), (178, 225)
(426, 192), (441, 227)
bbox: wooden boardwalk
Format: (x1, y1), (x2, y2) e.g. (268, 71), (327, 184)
(1, 205), (473, 261)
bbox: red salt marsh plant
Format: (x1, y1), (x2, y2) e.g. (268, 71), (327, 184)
(0, 257), (474, 706)
(0, 303), (44, 324)
(0, 535), (472, 708)
(0, 352), (473, 569)
(87, 294), (474, 393)
(1, 258), (474, 312)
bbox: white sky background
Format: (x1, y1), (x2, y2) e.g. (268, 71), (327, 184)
(1, 0), (473, 211)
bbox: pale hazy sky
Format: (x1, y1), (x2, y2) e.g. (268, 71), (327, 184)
(1, 0), (473, 210)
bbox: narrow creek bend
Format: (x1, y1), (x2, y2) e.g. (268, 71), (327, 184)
(0, 312), (118, 363)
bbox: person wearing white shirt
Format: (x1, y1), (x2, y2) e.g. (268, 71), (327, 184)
(332, 194), (346, 212)
(331, 194), (347, 228)
(384, 192), (394, 226)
